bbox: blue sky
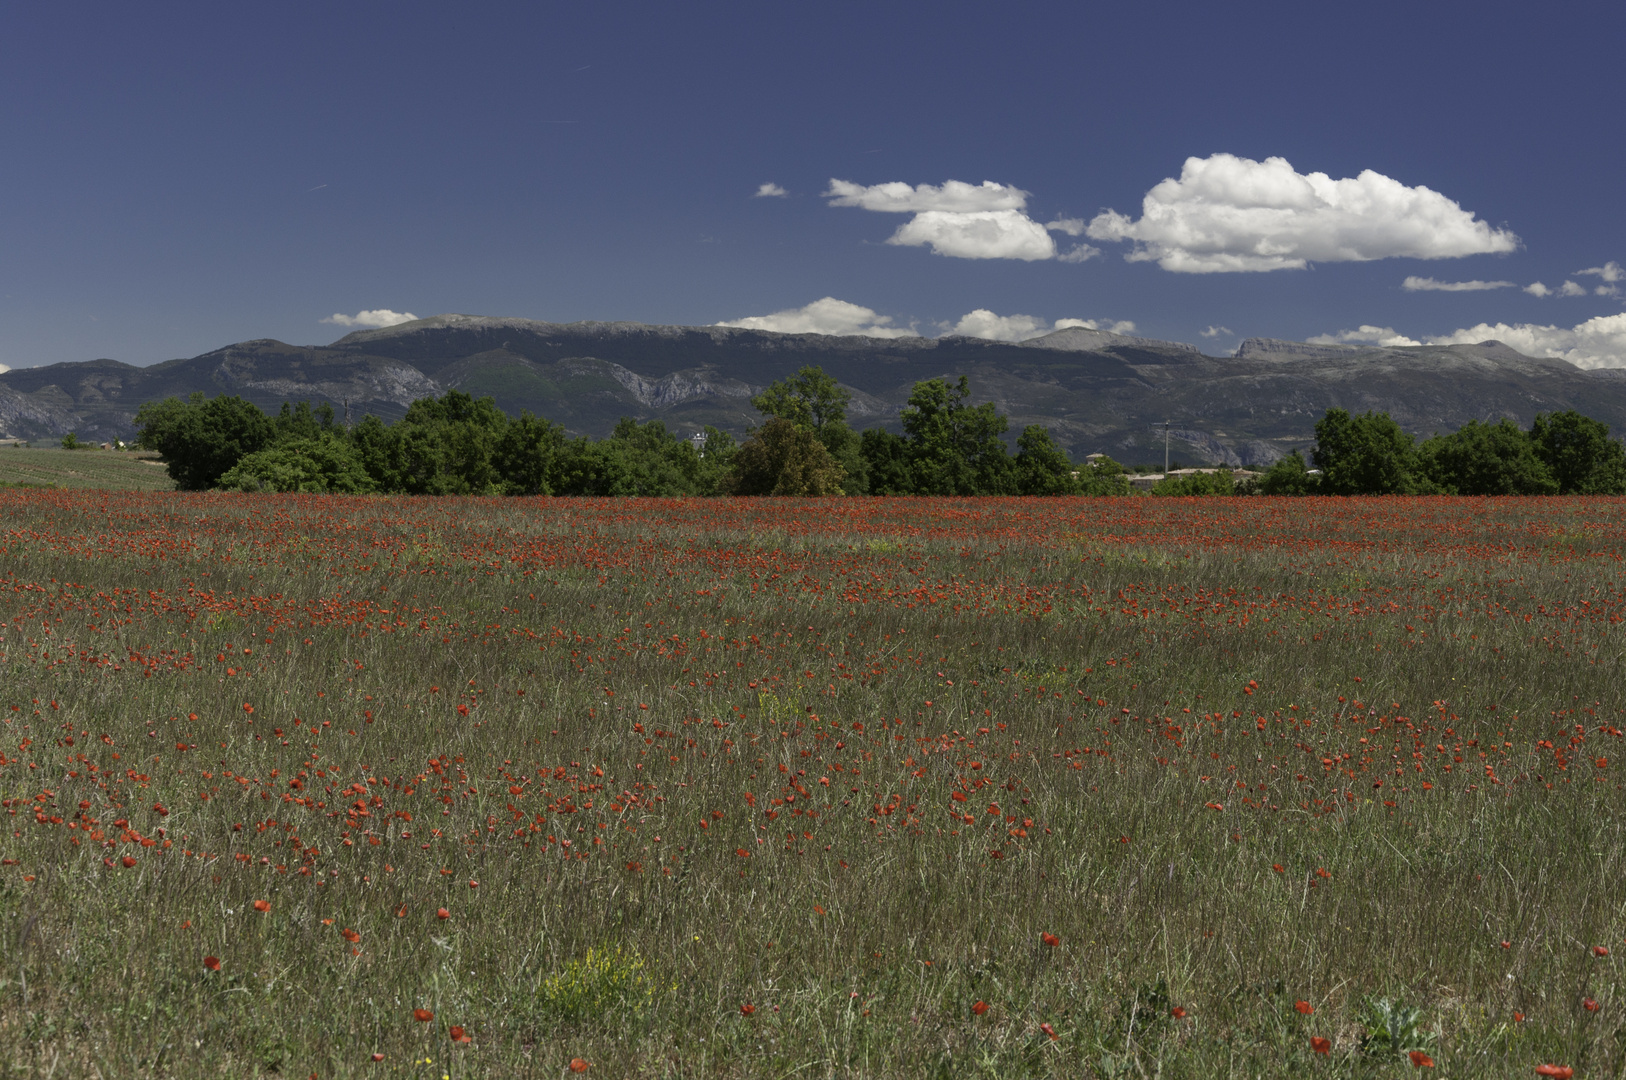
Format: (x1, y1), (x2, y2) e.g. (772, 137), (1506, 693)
(2, 0), (1623, 370)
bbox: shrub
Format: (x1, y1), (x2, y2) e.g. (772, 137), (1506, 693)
(217, 435), (376, 493)
(534, 947), (656, 1025)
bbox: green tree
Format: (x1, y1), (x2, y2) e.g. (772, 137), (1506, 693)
(493, 412), (569, 496)
(1417, 418), (1558, 495)
(366, 391), (510, 495)
(1077, 455), (1133, 496)
(1529, 410), (1626, 494)
(1152, 469), (1235, 496)
(547, 419), (714, 497)
(859, 429), (913, 495)
(217, 434), (376, 493)
(607, 418), (709, 495)
(693, 427), (740, 496)
(133, 392), (205, 451)
(724, 417), (845, 495)
(1313, 409), (1430, 495)
(899, 376), (1014, 496)
(1012, 425), (1081, 495)
(273, 400), (340, 443)
(141, 393), (275, 490)
(752, 366), (867, 494)
(1258, 451), (1318, 495)
(751, 366), (850, 431)
(350, 414), (394, 490)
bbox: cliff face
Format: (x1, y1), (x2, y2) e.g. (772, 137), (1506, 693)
(3, 316), (1623, 468)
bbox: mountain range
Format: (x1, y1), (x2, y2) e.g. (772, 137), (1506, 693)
(4, 314), (1624, 468)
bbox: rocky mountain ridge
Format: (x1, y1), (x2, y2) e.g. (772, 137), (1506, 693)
(3, 315), (1623, 468)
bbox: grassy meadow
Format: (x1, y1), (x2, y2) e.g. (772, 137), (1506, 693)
(0, 491), (1622, 1078)
(0, 447), (176, 492)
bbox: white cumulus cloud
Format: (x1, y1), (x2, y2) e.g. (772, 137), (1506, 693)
(1576, 261), (1622, 297)
(1045, 217), (1087, 236)
(322, 309), (419, 328)
(1577, 261), (1623, 283)
(1307, 326), (1423, 347)
(945, 310), (1134, 342)
(825, 179), (1030, 214)
(1086, 153), (1520, 273)
(1200, 326), (1233, 338)
(1056, 243), (1102, 263)
(889, 209), (1056, 261)
(754, 182), (788, 198)
(1525, 280), (1589, 297)
(1402, 276), (1514, 292)
(715, 297), (916, 338)
(1424, 313), (1626, 369)
(825, 178), (1067, 261)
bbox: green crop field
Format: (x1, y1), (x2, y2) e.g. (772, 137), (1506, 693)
(0, 491), (1620, 1078)
(0, 447), (176, 491)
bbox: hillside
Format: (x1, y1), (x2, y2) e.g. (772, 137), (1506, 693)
(3, 314), (1623, 467)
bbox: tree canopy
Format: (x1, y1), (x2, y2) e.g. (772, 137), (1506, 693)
(131, 376), (1626, 500)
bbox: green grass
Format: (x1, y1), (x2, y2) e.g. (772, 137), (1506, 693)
(0, 447), (175, 491)
(0, 492), (1620, 1078)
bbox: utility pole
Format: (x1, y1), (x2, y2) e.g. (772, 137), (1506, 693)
(1164, 420), (1170, 475)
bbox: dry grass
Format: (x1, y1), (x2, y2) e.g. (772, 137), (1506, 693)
(0, 491), (1621, 1078)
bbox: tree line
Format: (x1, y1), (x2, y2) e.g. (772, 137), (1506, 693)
(132, 368), (1626, 497)
(1256, 408), (1626, 495)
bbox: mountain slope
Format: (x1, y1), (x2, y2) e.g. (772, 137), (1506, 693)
(3, 316), (1623, 468)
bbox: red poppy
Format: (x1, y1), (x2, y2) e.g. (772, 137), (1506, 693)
(569, 1060), (589, 1074)
(203, 956), (221, 972)
(1501, 940), (1511, 949)
(413, 1008), (434, 1022)
(1310, 1036), (1330, 1055)
(371, 1053), (384, 1062)
(122, 856), (138, 868)
(1583, 997), (1599, 1012)
(1409, 1050), (1434, 1068)
(740, 1003), (756, 1016)
(449, 1025), (471, 1043)
(1040, 1022), (1058, 1039)
(437, 907), (451, 919)
(253, 900), (271, 913)
(1534, 1067), (1573, 1079)
(1041, 932), (1060, 947)
(342, 928), (361, 943)
(1295, 1001), (1313, 1015)
(1272, 864), (1285, 873)
(972, 1001), (989, 1016)
(1205, 802), (1224, 811)
(1513, 1013), (1525, 1023)
(1170, 1006), (1187, 1019)
(1593, 945), (1610, 957)
(736, 848), (750, 858)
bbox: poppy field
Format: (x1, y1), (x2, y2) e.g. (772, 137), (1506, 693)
(1, 491), (1623, 1078)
